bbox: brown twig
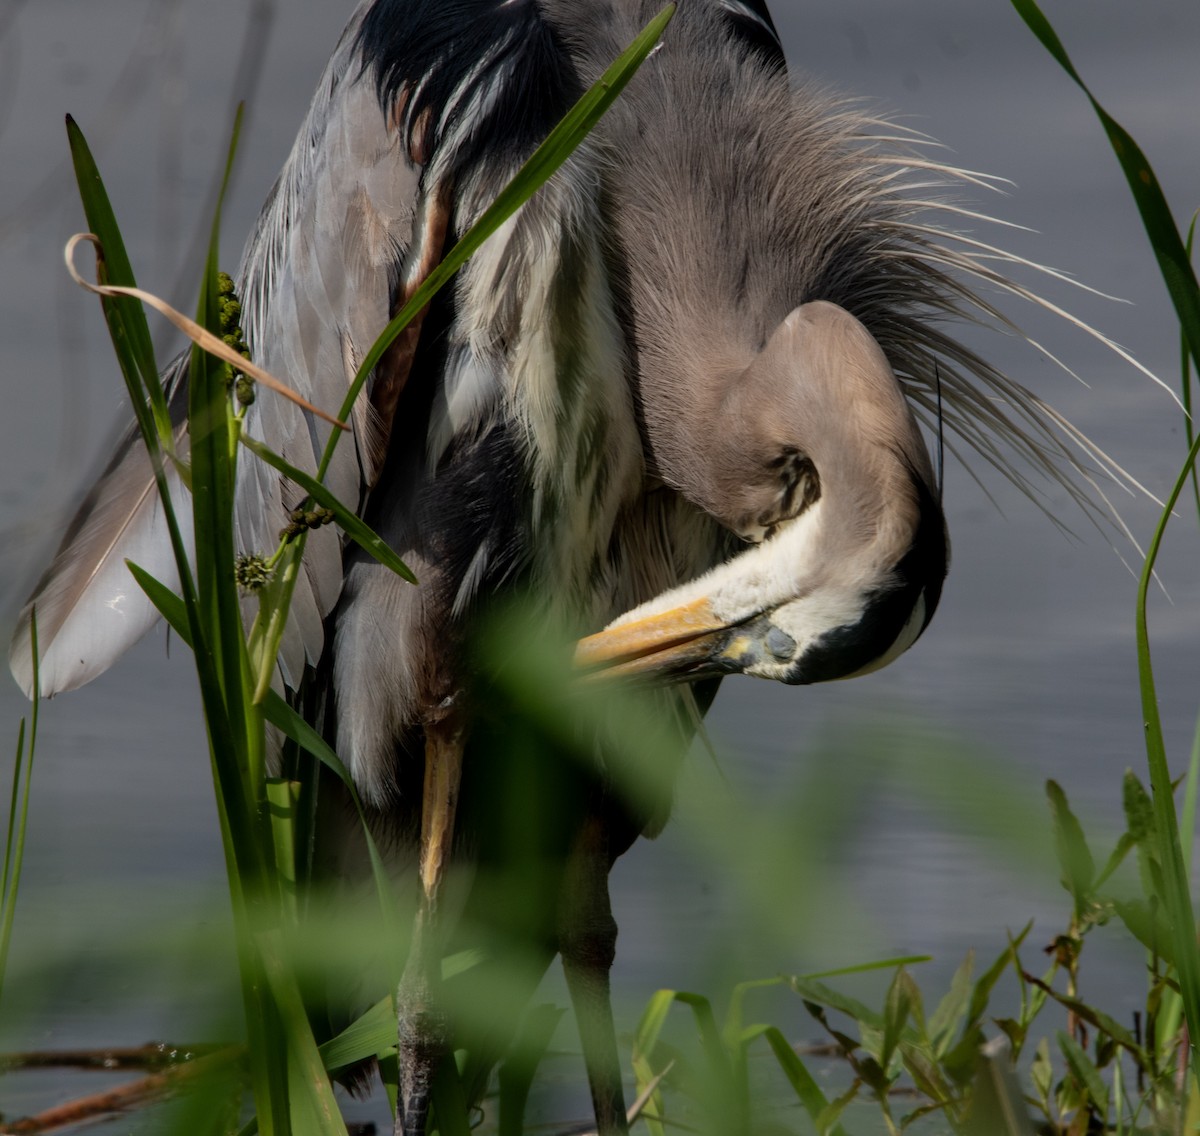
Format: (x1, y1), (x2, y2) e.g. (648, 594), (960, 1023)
(64, 233), (349, 431)
(0, 1046), (243, 1135)
(0, 1042), (225, 1073)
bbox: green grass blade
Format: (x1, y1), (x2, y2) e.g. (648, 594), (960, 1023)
(633, 989), (742, 1128)
(245, 538), (307, 704)
(634, 988), (680, 1063)
(497, 1004), (566, 1136)
(0, 721), (25, 922)
(1046, 780), (1096, 916)
(318, 996), (396, 1073)
(1182, 213), (1199, 522)
(180, 108), (270, 897)
(65, 115), (170, 442)
(266, 779), (301, 923)
(750, 1024), (850, 1136)
(1111, 898), (1174, 967)
(786, 975), (887, 1032)
(65, 119), (199, 634)
(927, 954), (974, 1059)
(1023, 974), (1145, 1058)
(259, 693), (398, 932)
(66, 117), (220, 735)
(1182, 713), (1200, 872)
(65, 122), (226, 821)
(723, 977), (785, 1051)
(881, 969), (918, 1076)
(189, 106), (294, 1134)
(799, 955), (932, 982)
(1010, 0), (1200, 378)
(0, 740), (29, 1001)
(1134, 429), (1200, 1087)
(673, 991), (730, 1082)
(258, 929), (349, 1136)
(0, 614), (38, 1011)
(124, 560), (401, 943)
(1057, 1030), (1108, 1119)
(968, 923), (1030, 1029)
(632, 989), (678, 1136)
(239, 434), (416, 582)
(966, 1037), (1038, 1136)
(430, 1055), (472, 1136)
(189, 105), (253, 753)
(316, 3), (676, 484)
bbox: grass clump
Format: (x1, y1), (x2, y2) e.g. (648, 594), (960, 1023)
(626, 770), (1197, 1135)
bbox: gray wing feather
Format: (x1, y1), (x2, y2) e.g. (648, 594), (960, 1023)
(9, 359), (193, 697)
(235, 4), (420, 685)
(10, 1), (422, 696)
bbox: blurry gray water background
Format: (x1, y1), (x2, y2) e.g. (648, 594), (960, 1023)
(1, 0), (1198, 1127)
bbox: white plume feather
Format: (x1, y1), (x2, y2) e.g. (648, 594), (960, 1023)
(9, 425), (193, 698)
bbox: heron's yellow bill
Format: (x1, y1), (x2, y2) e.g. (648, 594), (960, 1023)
(574, 597), (731, 679)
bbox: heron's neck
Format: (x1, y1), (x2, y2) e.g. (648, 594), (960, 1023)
(644, 303), (935, 535)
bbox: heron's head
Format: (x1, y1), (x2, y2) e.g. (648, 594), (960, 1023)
(577, 302), (948, 686)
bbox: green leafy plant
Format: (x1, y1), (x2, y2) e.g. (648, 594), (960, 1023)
(1009, 0), (1200, 1121)
(628, 771), (1195, 1135)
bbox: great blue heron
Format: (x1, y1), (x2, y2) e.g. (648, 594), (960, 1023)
(9, 0), (1118, 1132)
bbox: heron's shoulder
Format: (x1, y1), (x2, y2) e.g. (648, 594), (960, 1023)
(356, 0), (582, 183)
(537, 0), (784, 74)
(705, 0), (785, 70)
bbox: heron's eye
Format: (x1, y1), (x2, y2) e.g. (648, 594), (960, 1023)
(737, 523), (769, 545)
(731, 450), (820, 543)
(759, 448), (820, 529)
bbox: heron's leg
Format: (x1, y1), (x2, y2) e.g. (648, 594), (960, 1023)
(396, 906), (442, 1136)
(559, 815), (629, 1136)
(396, 703), (465, 1136)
